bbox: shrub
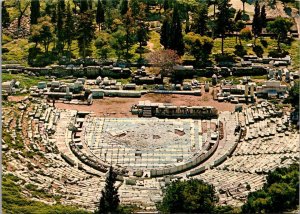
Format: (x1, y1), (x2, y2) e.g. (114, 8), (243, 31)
(260, 39), (268, 48)
(159, 179), (218, 213)
(240, 27), (253, 41)
(268, 49), (289, 58)
(3, 47), (9, 54)
(214, 53), (236, 64)
(241, 13), (250, 21)
(242, 163), (299, 213)
(253, 45), (264, 57)
(234, 45), (247, 57)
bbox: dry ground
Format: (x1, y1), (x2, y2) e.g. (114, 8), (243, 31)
(55, 88), (237, 118)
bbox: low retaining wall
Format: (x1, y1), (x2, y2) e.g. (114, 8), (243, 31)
(188, 129), (242, 177)
(3, 66), (132, 79)
(150, 137), (220, 177)
(103, 90), (142, 98)
(150, 90), (201, 96)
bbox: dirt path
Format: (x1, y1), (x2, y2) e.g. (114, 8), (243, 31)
(8, 96), (26, 102)
(147, 41), (155, 52)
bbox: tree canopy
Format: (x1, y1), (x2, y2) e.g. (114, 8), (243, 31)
(267, 17), (293, 50)
(159, 179), (218, 213)
(1, 0), (297, 67)
(184, 32), (213, 65)
(242, 163), (299, 213)
(2, 1), (10, 28)
(97, 166), (120, 214)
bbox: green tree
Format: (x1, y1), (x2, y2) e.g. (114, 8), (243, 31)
(77, 10), (95, 58)
(209, 0), (217, 19)
(30, 0), (40, 25)
(65, 2), (75, 56)
(80, 0), (89, 13)
(159, 179), (218, 213)
(235, 9), (242, 22)
(184, 32), (213, 66)
(119, 0), (129, 15)
(169, 3), (184, 56)
(160, 14), (171, 49)
(59, 0), (66, 11)
(252, 1), (262, 45)
(56, 0), (66, 53)
(51, 3), (57, 23)
(45, 1), (53, 16)
(16, 0), (30, 32)
(157, 0), (164, 15)
(102, 0), (107, 7)
(29, 25), (41, 48)
(192, 2), (209, 36)
(129, 0), (140, 18)
(267, 17), (293, 50)
(136, 21), (149, 59)
(233, 11), (246, 44)
(123, 9), (136, 61)
(96, 0), (105, 31)
(104, 2), (121, 30)
(2, 2), (10, 28)
(215, 0), (234, 54)
(268, 183), (297, 211)
(88, 0), (93, 9)
(73, 0), (80, 14)
(97, 166), (120, 214)
(241, 0), (247, 14)
(239, 27), (252, 45)
(242, 163), (299, 213)
(110, 28), (127, 60)
(30, 16), (54, 53)
(253, 45), (264, 57)
(261, 5), (267, 28)
(95, 32), (111, 60)
(164, 0), (171, 11)
(177, 0), (198, 34)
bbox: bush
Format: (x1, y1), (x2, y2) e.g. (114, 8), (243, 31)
(242, 163), (299, 213)
(260, 39), (268, 48)
(268, 49), (289, 58)
(253, 45), (264, 57)
(241, 13), (250, 21)
(240, 27), (253, 41)
(234, 45), (247, 57)
(3, 47), (9, 54)
(214, 53), (236, 64)
(159, 179), (218, 213)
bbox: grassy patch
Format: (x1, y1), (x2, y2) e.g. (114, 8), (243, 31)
(3, 174), (91, 214)
(2, 34), (13, 45)
(116, 78), (131, 84)
(289, 40), (300, 70)
(2, 38), (31, 66)
(25, 183), (54, 199)
(212, 37), (292, 57)
(2, 129), (24, 150)
(2, 73), (48, 89)
(148, 31), (162, 51)
(251, 75), (267, 79)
